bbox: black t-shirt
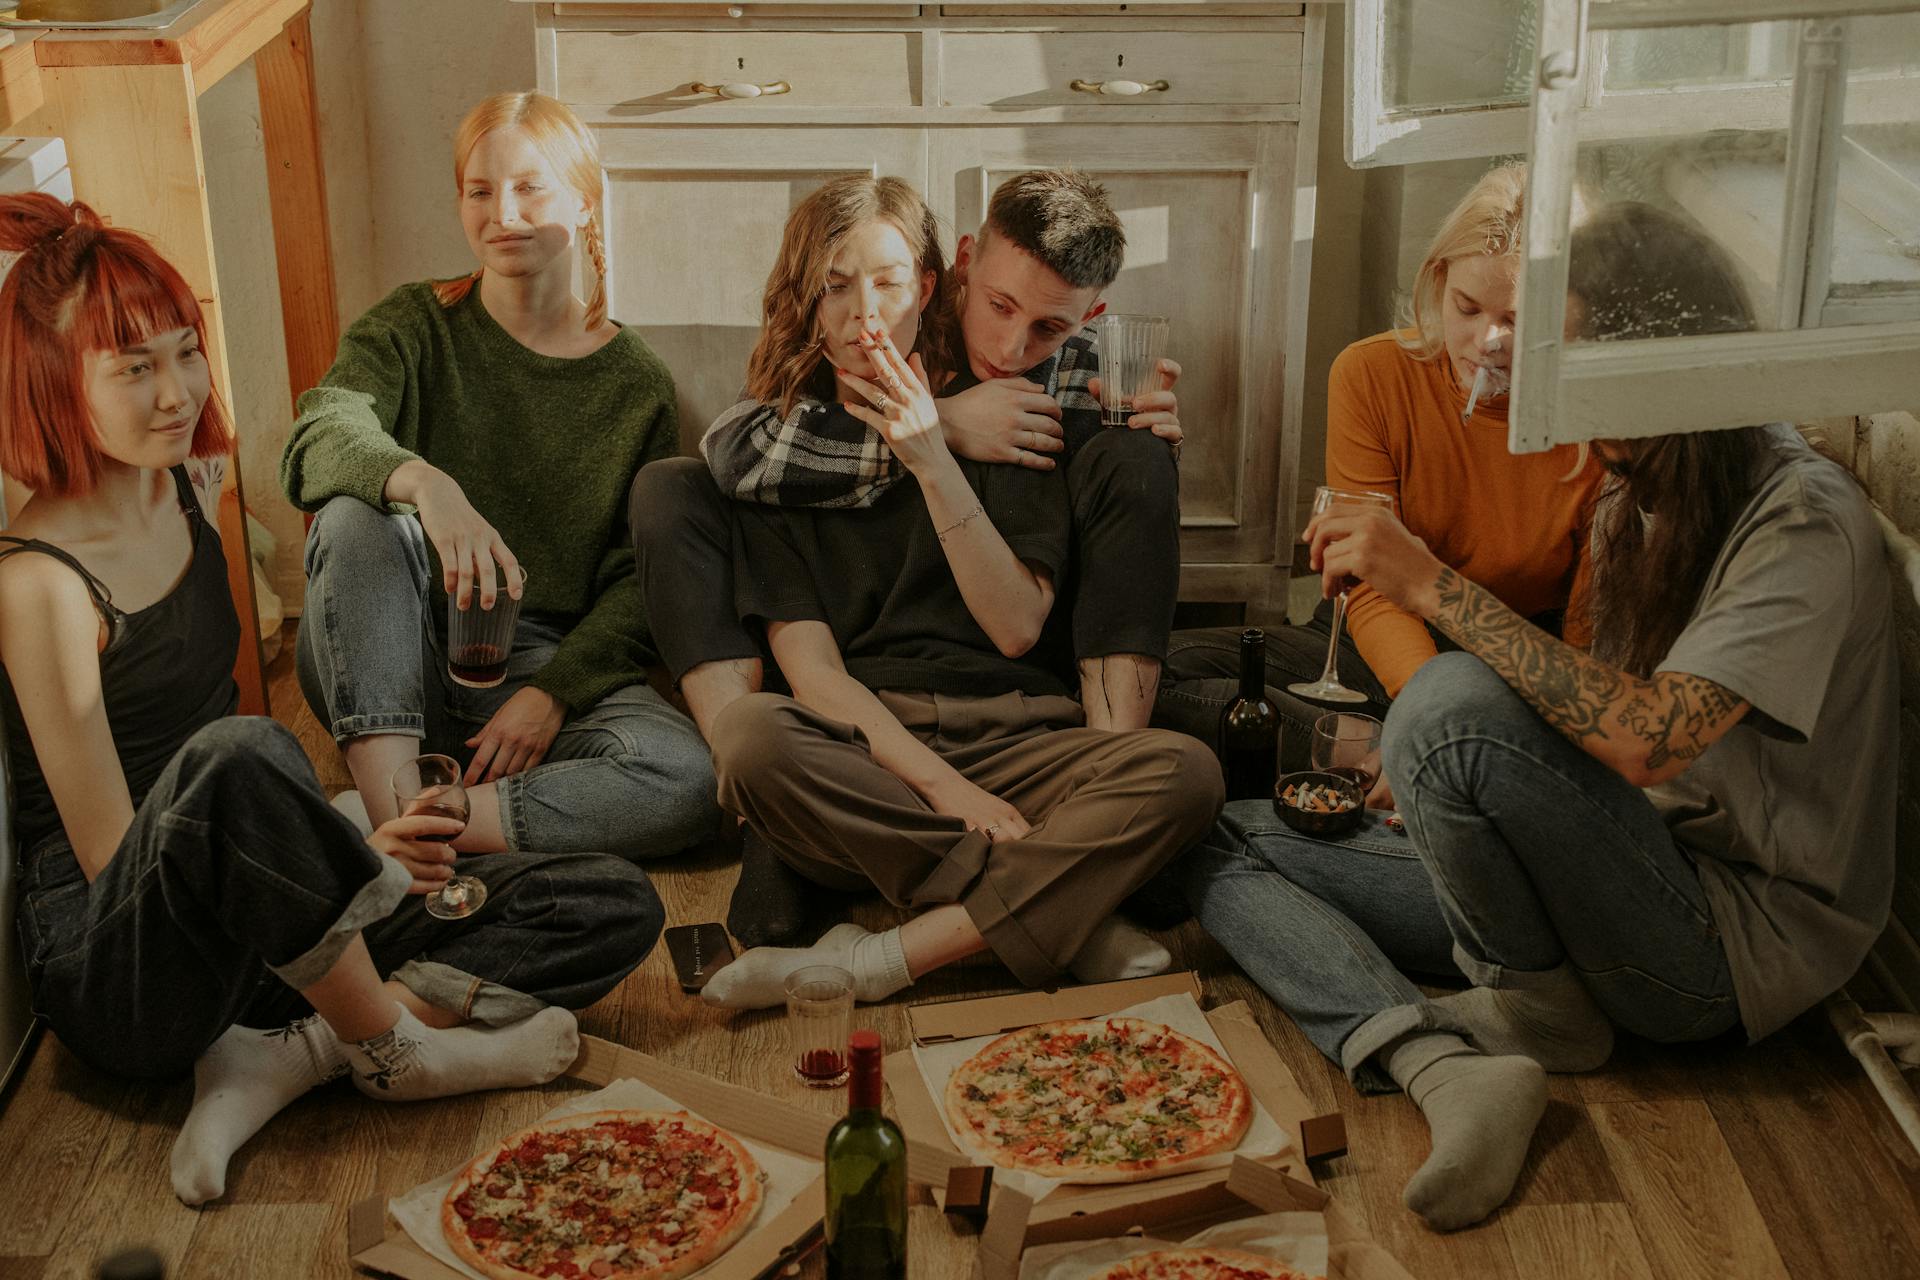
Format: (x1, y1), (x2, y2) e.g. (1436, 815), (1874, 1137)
(733, 407), (1073, 697)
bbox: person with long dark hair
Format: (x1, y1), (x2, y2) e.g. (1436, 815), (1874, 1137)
(1183, 202), (1895, 1231)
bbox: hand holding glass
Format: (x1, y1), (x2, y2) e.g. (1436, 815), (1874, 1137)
(391, 754), (487, 920)
(448, 566), (528, 690)
(1090, 313), (1169, 426)
(1311, 712), (1384, 795)
(1289, 487), (1397, 704)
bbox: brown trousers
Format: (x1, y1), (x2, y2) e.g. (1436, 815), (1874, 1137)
(709, 689), (1225, 986)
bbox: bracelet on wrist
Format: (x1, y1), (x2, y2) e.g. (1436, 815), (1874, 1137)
(936, 503), (987, 543)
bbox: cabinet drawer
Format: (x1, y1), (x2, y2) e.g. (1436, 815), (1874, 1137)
(553, 30), (920, 106)
(938, 31), (1300, 106)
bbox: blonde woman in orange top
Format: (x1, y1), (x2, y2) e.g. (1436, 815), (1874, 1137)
(1156, 164), (1600, 791)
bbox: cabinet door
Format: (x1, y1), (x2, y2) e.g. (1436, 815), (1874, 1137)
(931, 124), (1296, 608)
(592, 127), (927, 453)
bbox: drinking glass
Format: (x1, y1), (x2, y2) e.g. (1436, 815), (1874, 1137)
(1311, 711), (1385, 794)
(391, 754), (487, 920)
(1288, 486), (1398, 704)
(447, 565), (527, 690)
(787, 965), (855, 1088)
(1090, 313), (1169, 427)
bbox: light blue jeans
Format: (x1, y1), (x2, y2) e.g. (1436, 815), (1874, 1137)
(1181, 651), (1738, 1092)
(296, 497), (718, 861)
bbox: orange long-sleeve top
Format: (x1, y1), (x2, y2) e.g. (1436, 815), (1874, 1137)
(1326, 331), (1601, 697)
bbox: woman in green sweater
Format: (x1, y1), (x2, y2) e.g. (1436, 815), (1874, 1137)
(281, 91), (714, 863)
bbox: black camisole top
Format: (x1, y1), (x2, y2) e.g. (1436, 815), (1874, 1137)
(0, 466), (240, 852)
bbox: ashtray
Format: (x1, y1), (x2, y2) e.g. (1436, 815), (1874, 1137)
(1272, 770), (1365, 836)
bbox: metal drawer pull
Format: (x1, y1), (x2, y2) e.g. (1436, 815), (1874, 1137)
(690, 80), (792, 99)
(1069, 78), (1169, 96)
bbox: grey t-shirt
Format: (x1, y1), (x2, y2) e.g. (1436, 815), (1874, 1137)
(1646, 426), (1897, 1041)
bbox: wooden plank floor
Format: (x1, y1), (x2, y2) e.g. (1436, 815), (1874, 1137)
(3, 626), (1919, 1278)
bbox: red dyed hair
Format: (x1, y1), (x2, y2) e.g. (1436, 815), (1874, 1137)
(0, 193), (231, 498)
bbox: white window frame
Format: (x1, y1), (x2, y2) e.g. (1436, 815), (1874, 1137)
(1346, 0), (1920, 169)
(1510, 0), (1920, 451)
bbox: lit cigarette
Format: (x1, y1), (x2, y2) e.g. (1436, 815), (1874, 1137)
(1462, 365), (1490, 422)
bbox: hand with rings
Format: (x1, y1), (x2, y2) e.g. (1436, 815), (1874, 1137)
(839, 327), (947, 476)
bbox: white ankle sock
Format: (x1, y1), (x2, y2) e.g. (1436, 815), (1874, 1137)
(1070, 918), (1173, 984)
(702, 922), (912, 1009)
(1431, 968), (1615, 1072)
(330, 789), (373, 838)
(344, 1005), (578, 1103)
(170, 1016), (346, 1206)
(1385, 1032), (1547, 1231)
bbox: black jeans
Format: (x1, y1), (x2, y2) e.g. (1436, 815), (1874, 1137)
(16, 718), (662, 1079)
(629, 430), (1182, 684)
(1152, 607), (1393, 774)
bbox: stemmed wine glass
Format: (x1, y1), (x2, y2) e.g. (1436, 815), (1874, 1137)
(1289, 486), (1397, 704)
(1311, 712), (1384, 795)
(391, 754), (487, 920)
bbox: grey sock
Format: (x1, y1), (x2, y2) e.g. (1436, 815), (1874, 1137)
(1431, 967), (1614, 1072)
(1385, 1032), (1547, 1231)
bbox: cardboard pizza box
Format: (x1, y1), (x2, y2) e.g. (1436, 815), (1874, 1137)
(982, 1156), (1418, 1280)
(884, 972), (1351, 1273)
(346, 1033), (942, 1280)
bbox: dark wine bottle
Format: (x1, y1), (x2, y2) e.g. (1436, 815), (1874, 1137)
(96, 1249), (164, 1280)
(824, 1029), (908, 1280)
(1219, 627), (1281, 800)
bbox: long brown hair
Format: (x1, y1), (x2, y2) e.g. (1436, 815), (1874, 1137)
(745, 176), (957, 415)
(1571, 202), (1777, 677)
(431, 91), (609, 331)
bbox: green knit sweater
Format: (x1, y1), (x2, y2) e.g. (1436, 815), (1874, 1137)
(281, 282), (677, 712)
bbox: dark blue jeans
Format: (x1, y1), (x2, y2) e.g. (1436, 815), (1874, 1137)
(16, 718), (662, 1079)
(1183, 652), (1738, 1092)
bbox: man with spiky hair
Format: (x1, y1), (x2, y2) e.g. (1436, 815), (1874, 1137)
(631, 169), (1187, 946)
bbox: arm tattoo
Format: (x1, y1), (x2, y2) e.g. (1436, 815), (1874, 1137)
(1428, 568), (1744, 775)
(1430, 568), (1623, 745)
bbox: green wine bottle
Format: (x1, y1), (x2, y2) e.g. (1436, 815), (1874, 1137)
(1220, 627), (1280, 800)
(824, 1028), (907, 1280)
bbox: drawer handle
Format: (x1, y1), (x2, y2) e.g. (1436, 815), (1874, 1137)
(1069, 78), (1170, 97)
(690, 80), (792, 100)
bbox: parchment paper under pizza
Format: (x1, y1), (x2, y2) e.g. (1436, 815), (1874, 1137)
(1018, 1211), (1331, 1280)
(911, 993), (1290, 1202)
(390, 1078), (819, 1280)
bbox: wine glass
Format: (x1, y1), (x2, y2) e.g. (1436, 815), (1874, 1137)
(1311, 712), (1384, 795)
(391, 754), (487, 920)
(1288, 486), (1397, 704)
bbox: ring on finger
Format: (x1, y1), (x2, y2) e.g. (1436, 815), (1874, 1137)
(875, 391), (891, 411)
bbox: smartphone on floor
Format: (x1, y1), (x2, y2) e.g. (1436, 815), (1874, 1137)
(664, 922), (735, 993)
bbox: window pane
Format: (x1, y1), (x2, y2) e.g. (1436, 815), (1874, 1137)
(1602, 22), (1794, 90)
(1824, 15), (1920, 327)
(1381, 0), (1535, 112)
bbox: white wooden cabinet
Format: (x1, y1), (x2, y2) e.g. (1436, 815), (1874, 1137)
(531, 0), (1325, 619)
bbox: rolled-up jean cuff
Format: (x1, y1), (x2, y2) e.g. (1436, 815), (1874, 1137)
(327, 711), (427, 746)
(1341, 1000), (1475, 1094)
(1450, 941), (1557, 990)
(270, 855), (413, 990)
(495, 774), (532, 852)
(960, 872), (1061, 989)
(389, 958), (547, 1027)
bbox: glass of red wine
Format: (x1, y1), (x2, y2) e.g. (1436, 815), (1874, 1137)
(391, 753), (486, 920)
(1288, 486), (1397, 704)
(786, 965), (854, 1088)
(447, 566), (527, 690)
(1311, 712), (1384, 797)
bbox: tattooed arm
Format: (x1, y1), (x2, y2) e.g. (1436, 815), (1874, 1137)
(1425, 568), (1748, 786)
(1309, 507), (1750, 788)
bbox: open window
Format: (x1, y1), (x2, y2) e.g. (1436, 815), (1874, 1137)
(1506, 0), (1920, 450)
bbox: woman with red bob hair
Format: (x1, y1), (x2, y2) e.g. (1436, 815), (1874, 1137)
(0, 195), (661, 1206)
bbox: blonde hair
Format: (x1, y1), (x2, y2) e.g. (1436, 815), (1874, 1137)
(1397, 162), (1527, 362)
(431, 91), (609, 331)
(745, 175), (958, 416)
